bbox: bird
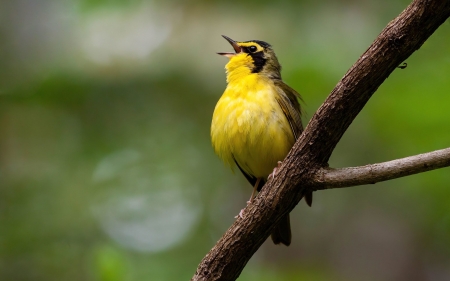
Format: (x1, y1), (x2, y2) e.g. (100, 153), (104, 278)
(211, 35), (312, 246)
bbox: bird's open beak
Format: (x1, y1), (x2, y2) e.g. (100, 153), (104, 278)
(217, 35), (241, 58)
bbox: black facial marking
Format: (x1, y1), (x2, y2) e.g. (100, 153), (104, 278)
(250, 51), (267, 73)
(240, 40), (271, 73)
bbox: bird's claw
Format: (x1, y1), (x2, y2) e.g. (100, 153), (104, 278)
(269, 161), (283, 180)
(234, 209), (245, 219)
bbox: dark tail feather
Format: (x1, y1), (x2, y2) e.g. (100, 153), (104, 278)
(270, 214), (291, 246)
(305, 191), (313, 207)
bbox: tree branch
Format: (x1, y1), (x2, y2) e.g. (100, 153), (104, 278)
(315, 148), (450, 189)
(192, 1), (450, 280)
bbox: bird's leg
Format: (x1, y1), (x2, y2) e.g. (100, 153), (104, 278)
(247, 178), (261, 204)
(268, 161), (283, 180)
(235, 178), (262, 219)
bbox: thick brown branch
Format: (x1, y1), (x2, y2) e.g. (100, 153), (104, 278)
(315, 148), (450, 189)
(295, 1), (450, 165)
(192, 1), (450, 280)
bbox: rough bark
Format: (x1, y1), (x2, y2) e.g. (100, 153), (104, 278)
(192, 0), (450, 280)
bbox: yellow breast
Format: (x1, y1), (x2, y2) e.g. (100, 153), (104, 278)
(211, 74), (294, 179)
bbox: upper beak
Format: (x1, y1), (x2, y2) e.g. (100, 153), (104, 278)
(217, 35), (241, 57)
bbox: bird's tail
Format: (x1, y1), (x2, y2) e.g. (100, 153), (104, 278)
(270, 213), (291, 246)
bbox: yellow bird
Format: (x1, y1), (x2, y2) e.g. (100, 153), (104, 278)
(211, 35), (312, 246)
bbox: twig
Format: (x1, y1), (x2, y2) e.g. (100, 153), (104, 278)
(316, 148), (450, 189)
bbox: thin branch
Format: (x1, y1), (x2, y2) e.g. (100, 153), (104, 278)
(192, 1), (450, 280)
(315, 148), (450, 189)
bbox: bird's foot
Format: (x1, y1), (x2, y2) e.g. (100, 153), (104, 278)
(269, 161), (283, 180)
(234, 209), (245, 219)
(235, 199), (253, 219)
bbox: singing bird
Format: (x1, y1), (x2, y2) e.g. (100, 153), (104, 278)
(211, 35), (312, 246)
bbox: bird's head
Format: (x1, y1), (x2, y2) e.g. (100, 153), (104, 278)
(218, 35), (281, 81)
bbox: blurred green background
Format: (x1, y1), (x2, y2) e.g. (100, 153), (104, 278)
(1, 0), (449, 280)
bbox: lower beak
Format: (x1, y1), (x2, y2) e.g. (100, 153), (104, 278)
(217, 35), (241, 57)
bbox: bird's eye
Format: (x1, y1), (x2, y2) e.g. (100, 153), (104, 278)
(248, 46), (257, 52)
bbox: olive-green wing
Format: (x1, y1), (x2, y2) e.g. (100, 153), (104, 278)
(273, 80), (313, 207)
(273, 80), (303, 139)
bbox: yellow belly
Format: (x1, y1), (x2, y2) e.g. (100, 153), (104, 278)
(211, 75), (294, 179)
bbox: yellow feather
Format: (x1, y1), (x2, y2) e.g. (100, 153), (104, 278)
(211, 53), (294, 179)
(212, 36), (305, 246)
